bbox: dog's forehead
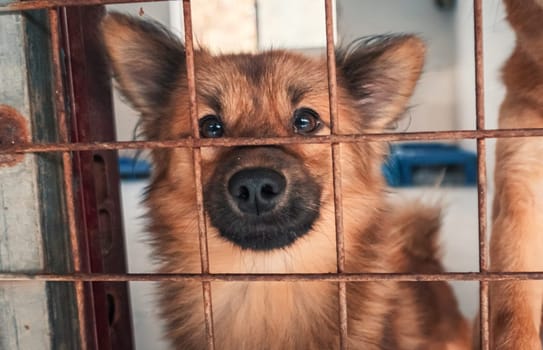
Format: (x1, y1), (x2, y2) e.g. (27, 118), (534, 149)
(216, 51), (323, 82)
(195, 51), (328, 109)
(190, 51), (331, 137)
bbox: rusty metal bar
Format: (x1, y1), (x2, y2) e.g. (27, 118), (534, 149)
(473, 0), (489, 349)
(182, 1), (215, 349)
(0, 2), (531, 349)
(48, 8), (89, 350)
(2, 271), (543, 282)
(4, 128), (543, 155)
(477, 141), (489, 350)
(324, 0), (348, 348)
(0, 0), (166, 13)
(61, 5), (135, 348)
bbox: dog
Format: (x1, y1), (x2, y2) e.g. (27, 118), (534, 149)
(101, 12), (470, 349)
(486, 0), (543, 348)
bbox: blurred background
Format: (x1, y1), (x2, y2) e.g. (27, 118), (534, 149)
(106, 1), (515, 348)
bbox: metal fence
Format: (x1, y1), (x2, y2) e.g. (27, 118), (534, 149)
(2, 0), (543, 349)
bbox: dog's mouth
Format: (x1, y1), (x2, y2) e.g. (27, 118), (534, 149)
(203, 148), (321, 250)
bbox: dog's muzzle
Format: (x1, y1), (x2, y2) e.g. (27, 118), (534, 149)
(204, 147), (321, 251)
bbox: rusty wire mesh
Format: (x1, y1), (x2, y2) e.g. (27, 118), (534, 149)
(2, 0), (540, 349)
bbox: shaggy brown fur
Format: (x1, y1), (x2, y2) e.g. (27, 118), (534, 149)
(101, 13), (469, 349)
(484, 0), (543, 349)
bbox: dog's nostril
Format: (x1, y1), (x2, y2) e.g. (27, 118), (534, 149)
(228, 168), (286, 215)
(261, 184), (277, 200)
(238, 186), (250, 201)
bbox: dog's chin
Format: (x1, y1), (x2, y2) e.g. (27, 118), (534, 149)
(215, 217), (317, 250)
(206, 200), (320, 250)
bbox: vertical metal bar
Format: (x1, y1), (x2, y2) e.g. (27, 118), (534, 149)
(48, 7), (89, 350)
(182, 1), (216, 349)
(61, 5), (135, 349)
(477, 141), (489, 350)
(473, 0), (489, 349)
(324, 0), (348, 348)
(59, 8), (101, 350)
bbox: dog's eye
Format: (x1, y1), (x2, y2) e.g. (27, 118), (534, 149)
(199, 115), (224, 138)
(292, 108), (322, 135)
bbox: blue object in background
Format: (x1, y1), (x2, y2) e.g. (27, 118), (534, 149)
(119, 143), (476, 186)
(382, 153), (401, 187)
(118, 157), (151, 179)
(383, 143), (477, 187)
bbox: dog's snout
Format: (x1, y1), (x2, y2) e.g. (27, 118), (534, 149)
(205, 148), (321, 249)
(228, 168), (286, 215)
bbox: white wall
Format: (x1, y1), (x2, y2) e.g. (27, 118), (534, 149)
(337, 0), (515, 191)
(257, 0), (333, 50)
(336, 0), (457, 132)
(107, 2), (175, 143)
(455, 0), (514, 132)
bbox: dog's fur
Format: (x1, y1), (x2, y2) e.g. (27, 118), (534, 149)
(486, 0), (543, 348)
(101, 13), (469, 349)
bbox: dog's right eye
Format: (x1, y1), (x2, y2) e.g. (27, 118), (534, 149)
(199, 115), (224, 138)
(292, 107), (322, 135)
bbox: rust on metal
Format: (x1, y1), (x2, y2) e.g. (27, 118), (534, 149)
(324, 0), (348, 347)
(0, 105), (29, 167)
(0, 1), (535, 349)
(478, 137), (489, 350)
(4, 128), (543, 156)
(48, 8), (89, 350)
(2, 271), (543, 283)
(61, 5), (136, 349)
(473, 0), (489, 348)
(1, 0), (165, 13)
(182, 1), (216, 349)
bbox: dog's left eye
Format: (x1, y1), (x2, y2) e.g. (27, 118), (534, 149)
(199, 115), (224, 138)
(292, 107), (322, 135)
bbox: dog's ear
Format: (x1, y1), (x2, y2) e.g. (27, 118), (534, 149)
(101, 12), (185, 115)
(336, 35), (425, 129)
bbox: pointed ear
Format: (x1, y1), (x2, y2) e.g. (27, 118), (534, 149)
(100, 12), (185, 114)
(336, 35), (426, 129)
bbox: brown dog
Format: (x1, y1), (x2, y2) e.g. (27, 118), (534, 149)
(487, 0), (543, 348)
(101, 13), (469, 350)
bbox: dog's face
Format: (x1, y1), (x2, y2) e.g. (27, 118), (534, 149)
(101, 14), (424, 260)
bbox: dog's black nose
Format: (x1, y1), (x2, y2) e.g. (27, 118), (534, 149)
(227, 168), (286, 215)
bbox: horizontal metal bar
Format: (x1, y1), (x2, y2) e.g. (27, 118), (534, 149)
(0, 0), (166, 13)
(2, 272), (543, 282)
(2, 128), (543, 155)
